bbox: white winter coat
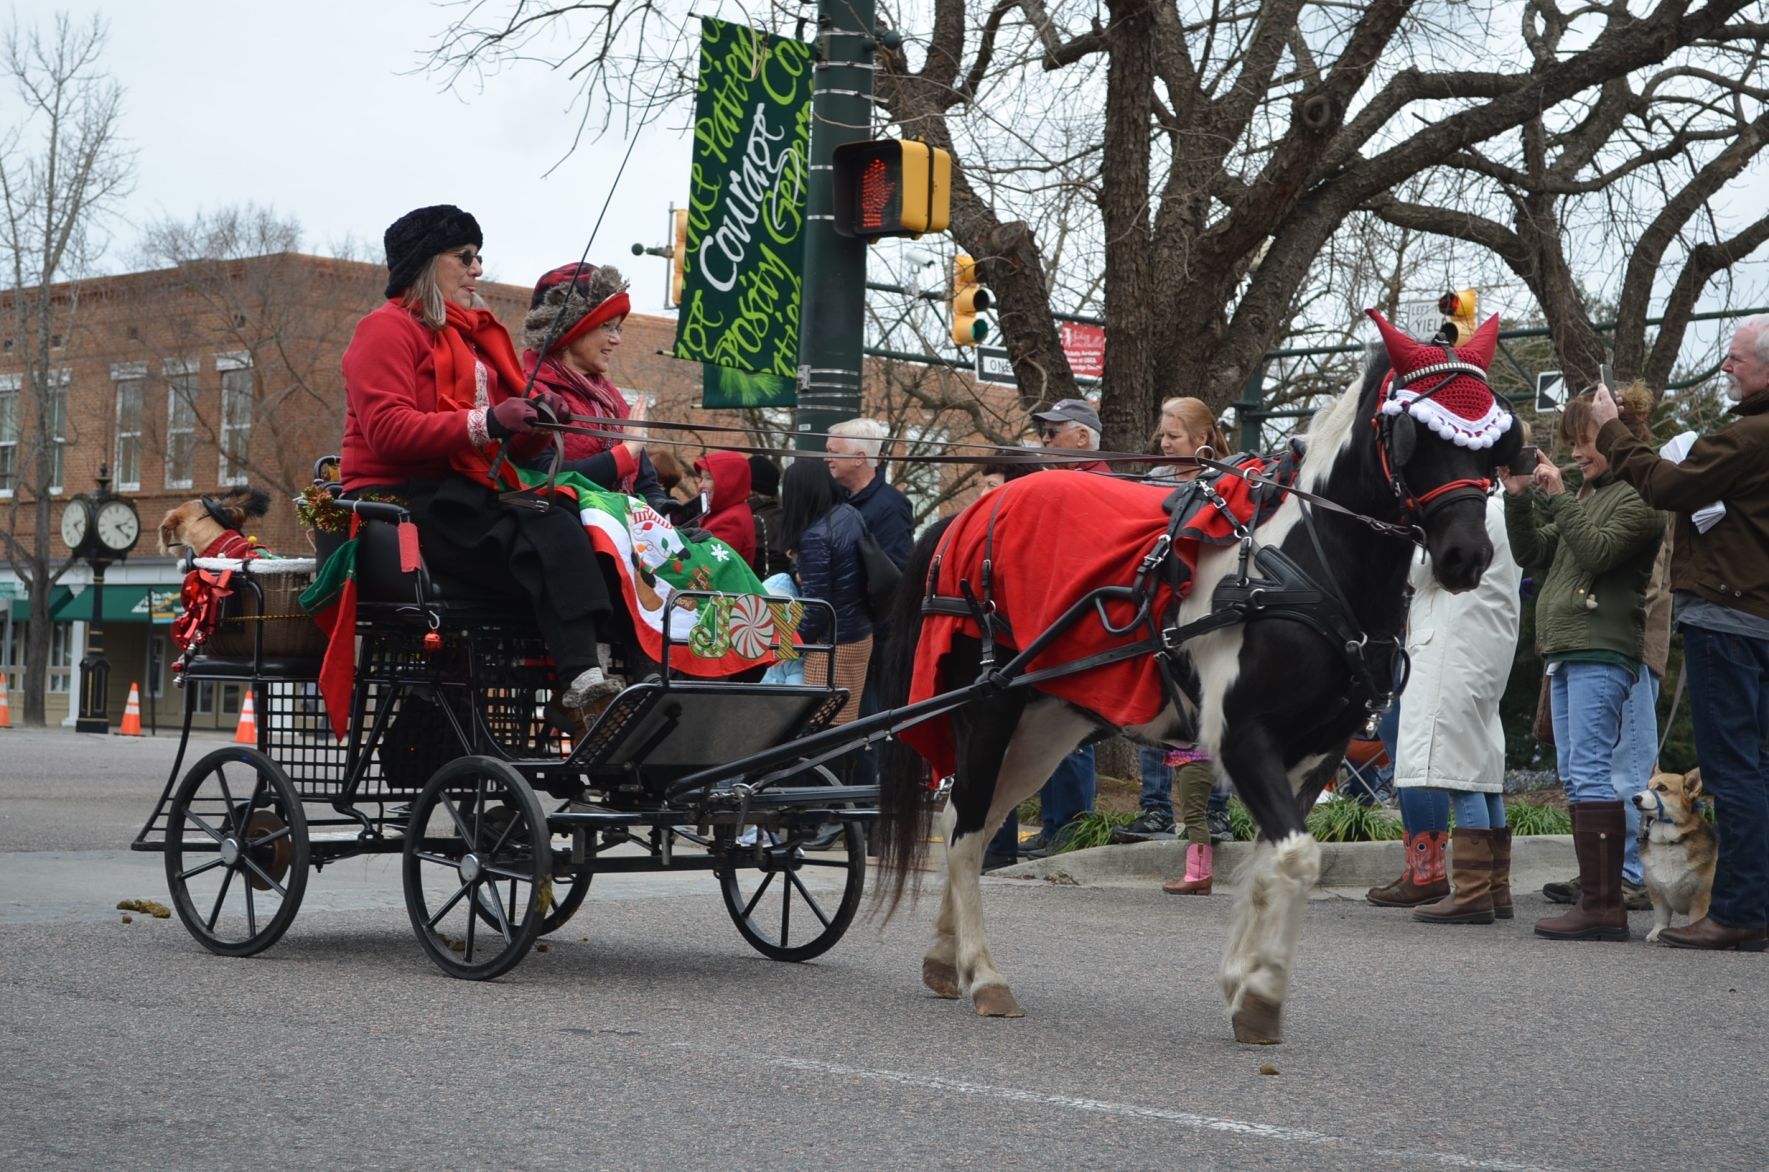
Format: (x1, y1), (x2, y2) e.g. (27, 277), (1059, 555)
(1393, 494), (1523, 793)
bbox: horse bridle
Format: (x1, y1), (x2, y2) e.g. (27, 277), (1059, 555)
(1372, 349), (1507, 526)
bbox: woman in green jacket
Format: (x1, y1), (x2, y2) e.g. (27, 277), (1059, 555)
(1504, 391), (1664, 942)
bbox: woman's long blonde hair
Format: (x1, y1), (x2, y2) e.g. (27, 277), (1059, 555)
(1158, 396), (1229, 456)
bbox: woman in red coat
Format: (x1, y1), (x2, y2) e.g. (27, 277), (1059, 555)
(340, 204), (621, 721)
(518, 261), (672, 513)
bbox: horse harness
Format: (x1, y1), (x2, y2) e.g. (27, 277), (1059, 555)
(920, 443), (1415, 726)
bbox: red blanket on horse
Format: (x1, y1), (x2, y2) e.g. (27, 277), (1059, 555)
(903, 462), (1289, 777)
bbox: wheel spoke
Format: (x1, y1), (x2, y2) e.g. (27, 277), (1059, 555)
(245, 825), (292, 850)
(439, 793), (473, 845)
(244, 869), (257, 937)
(465, 885), (478, 961)
(185, 811), (227, 845)
(478, 883), (515, 944)
(426, 881), (472, 929)
(482, 863), (536, 882)
(741, 870), (776, 919)
(214, 765), (240, 834)
(487, 806), (521, 856)
(786, 871), (833, 929)
(780, 872), (792, 942)
(206, 864), (236, 931)
(795, 856), (853, 869)
(178, 855), (227, 882)
(240, 856), (289, 899)
(414, 850), (465, 869)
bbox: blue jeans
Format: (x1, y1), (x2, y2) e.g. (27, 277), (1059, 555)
(1136, 745), (1173, 820)
(1042, 744), (1097, 837)
(1550, 661), (1635, 804)
(1449, 791), (1507, 830)
(1609, 669), (1660, 884)
(1681, 624), (1769, 927)
(1398, 789), (1450, 833)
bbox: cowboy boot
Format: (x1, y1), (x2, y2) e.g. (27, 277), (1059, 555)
(1366, 830), (1448, 907)
(1489, 827), (1513, 920)
(1162, 843), (1214, 895)
(1413, 828), (1495, 924)
(1535, 801), (1629, 942)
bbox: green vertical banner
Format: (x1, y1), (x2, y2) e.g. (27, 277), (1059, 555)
(675, 18), (811, 407)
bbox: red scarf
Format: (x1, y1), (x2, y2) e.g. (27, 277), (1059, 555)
(414, 299), (533, 490)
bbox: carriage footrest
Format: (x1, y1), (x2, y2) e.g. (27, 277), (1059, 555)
(707, 785), (880, 808)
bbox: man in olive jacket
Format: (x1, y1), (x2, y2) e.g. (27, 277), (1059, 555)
(1591, 315), (1769, 951)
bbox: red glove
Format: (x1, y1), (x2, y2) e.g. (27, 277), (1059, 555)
(486, 396), (539, 439)
(534, 390), (569, 424)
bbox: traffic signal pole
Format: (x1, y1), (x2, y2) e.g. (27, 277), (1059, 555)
(795, 0), (876, 452)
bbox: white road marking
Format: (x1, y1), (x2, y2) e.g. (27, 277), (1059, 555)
(736, 1052), (1556, 1171)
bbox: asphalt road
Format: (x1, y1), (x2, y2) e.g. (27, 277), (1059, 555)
(3, 729), (1766, 1170)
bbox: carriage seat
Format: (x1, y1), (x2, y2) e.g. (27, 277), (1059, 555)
(342, 500), (513, 623)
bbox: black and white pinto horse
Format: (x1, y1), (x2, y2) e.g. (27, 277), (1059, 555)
(875, 347), (1516, 1045)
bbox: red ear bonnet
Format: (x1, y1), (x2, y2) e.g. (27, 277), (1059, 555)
(1364, 308), (1511, 449)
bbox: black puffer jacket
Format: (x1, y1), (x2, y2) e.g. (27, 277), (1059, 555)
(794, 502), (872, 645)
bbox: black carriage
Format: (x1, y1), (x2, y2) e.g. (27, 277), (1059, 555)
(132, 497), (877, 980)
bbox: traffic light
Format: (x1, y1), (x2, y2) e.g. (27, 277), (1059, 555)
(951, 254), (991, 347)
(1438, 288), (1478, 345)
(831, 140), (952, 239)
(670, 208), (688, 307)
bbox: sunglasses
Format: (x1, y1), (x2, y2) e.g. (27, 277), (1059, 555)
(450, 249), (484, 267)
(1039, 425), (1068, 440)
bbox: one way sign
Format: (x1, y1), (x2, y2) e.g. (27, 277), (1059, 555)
(1535, 370), (1565, 412)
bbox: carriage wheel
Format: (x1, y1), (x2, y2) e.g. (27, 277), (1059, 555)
(716, 765), (866, 962)
(164, 747), (309, 958)
(402, 757), (550, 981)
(538, 848), (592, 937)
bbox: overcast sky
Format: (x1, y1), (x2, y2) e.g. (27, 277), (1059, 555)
(39, 0), (693, 309)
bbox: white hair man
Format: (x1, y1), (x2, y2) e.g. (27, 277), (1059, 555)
(1031, 398), (1111, 472)
(824, 417), (915, 569)
(1590, 313), (1769, 951)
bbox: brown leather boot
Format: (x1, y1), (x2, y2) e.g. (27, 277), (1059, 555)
(1489, 827), (1513, 920)
(1366, 829), (1448, 907)
(1535, 801), (1629, 942)
(1413, 828), (1496, 924)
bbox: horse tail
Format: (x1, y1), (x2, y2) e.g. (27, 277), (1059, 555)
(872, 513), (955, 920)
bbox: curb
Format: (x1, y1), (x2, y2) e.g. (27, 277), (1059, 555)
(989, 835), (1577, 892)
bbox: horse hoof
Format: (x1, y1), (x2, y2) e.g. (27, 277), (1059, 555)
(973, 985), (1024, 1018)
(922, 958), (961, 999)
(1231, 994), (1283, 1045)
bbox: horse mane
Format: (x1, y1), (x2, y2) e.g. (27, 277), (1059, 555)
(1297, 350), (1390, 493)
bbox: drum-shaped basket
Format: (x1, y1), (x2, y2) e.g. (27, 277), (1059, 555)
(206, 570), (328, 660)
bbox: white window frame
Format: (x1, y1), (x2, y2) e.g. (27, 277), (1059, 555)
(217, 353), (253, 485)
(45, 368), (69, 494)
(164, 357), (198, 491)
(0, 372), (18, 499)
(112, 363), (147, 493)
(48, 621), (74, 694)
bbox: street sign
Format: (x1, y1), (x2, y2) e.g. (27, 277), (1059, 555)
(976, 344), (1017, 387)
(1535, 370), (1565, 412)
(1399, 298), (1444, 344)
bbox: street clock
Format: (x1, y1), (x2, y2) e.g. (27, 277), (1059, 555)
(59, 493), (141, 559)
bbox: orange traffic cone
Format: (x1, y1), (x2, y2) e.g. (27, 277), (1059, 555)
(118, 682), (143, 736)
(234, 689), (259, 744)
(0, 672), (11, 729)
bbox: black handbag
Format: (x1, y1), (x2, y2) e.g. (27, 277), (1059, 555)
(856, 526), (903, 623)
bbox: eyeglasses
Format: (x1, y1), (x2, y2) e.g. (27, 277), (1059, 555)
(597, 320), (623, 336)
(1039, 425), (1067, 440)
(450, 249), (484, 267)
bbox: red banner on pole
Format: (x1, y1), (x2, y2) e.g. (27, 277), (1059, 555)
(1061, 322), (1106, 379)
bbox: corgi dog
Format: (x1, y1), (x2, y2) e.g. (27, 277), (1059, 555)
(1632, 769), (1718, 944)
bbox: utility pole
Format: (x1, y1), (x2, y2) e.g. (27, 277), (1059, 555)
(794, 0), (877, 452)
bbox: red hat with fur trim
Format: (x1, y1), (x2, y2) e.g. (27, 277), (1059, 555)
(1365, 309), (1511, 450)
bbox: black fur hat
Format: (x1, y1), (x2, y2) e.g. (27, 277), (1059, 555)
(522, 263), (629, 353)
(383, 204), (482, 299)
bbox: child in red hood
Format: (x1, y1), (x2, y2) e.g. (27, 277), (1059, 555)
(692, 450), (757, 565)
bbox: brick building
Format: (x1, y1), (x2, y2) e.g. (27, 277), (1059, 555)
(2, 253), (1012, 728)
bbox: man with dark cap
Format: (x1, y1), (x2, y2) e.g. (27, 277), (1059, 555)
(1032, 398), (1112, 474)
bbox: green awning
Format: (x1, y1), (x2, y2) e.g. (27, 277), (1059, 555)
(50, 584), (183, 624)
(9, 585), (73, 621)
